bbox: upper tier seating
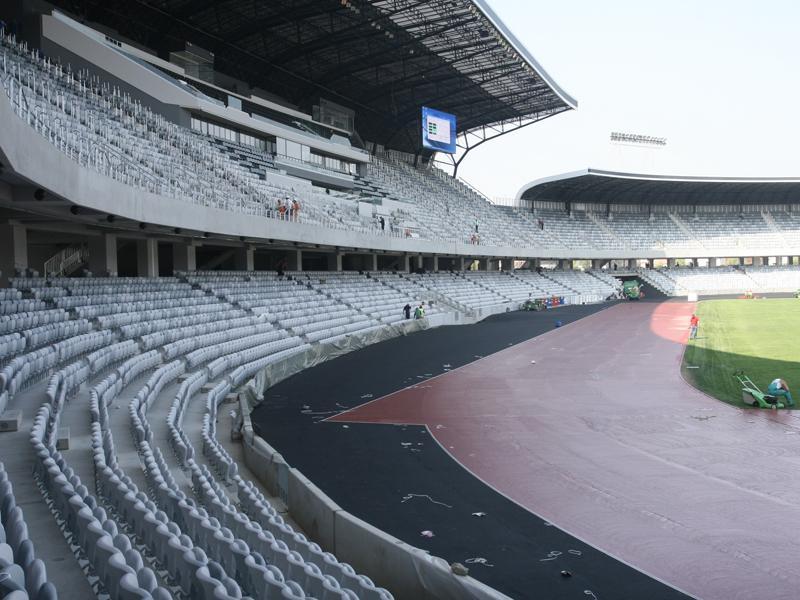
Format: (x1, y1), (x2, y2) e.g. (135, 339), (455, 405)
(6, 32), (800, 254)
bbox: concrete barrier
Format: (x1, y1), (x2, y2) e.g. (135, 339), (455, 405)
(333, 510), (509, 600)
(287, 467), (340, 552)
(240, 394), (510, 599)
(241, 428), (287, 498)
(235, 306), (613, 599)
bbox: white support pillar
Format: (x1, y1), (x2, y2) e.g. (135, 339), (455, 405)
(432, 255), (439, 272)
(89, 233), (118, 276)
(172, 242), (196, 273)
(0, 224), (27, 285)
(234, 247), (254, 271)
(136, 239), (158, 278)
(370, 254), (379, 272)
(560, 259), (572, 270)
(458, 256), (466, 271)
(667, 258), (676, 268)
(415, 255), (423, 270)
(287, 249), (302, 272)
(327, 253), (343, 271)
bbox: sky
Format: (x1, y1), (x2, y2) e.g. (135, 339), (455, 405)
(457, 0), (800, 201)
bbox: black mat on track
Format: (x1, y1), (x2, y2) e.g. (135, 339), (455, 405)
(252, 304), (692, 600)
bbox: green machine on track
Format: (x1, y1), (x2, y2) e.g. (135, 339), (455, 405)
(622, 280), (641, 300)
(735, 371), (785, 409)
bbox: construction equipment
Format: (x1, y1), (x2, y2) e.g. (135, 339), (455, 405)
(735, 371), (784, 409)
(622, 280), (641, 300)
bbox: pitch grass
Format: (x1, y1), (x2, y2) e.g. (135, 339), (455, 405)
(682, 298), (800, 408)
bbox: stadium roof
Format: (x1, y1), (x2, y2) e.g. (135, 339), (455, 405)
(44, 0), (576, 153)
(519, 169), (800, 205)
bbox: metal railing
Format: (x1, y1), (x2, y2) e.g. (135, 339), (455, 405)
(44, 246), (87, 278)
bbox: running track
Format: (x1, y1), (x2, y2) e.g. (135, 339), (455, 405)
(331, 301), (800, 600)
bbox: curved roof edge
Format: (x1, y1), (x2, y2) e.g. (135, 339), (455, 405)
(517, 169), (800, 202)
(471, 0), (578, 109)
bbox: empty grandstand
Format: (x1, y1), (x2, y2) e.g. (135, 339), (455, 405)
(2, 1), (800, 600)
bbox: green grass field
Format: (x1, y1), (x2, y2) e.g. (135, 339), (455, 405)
(682, 298), (800, 407)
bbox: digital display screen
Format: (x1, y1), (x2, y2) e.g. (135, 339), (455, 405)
(422, 106), (457, 154)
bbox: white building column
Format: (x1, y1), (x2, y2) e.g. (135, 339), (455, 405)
(0, 224), (27, 285)
(89, 233), (118, 276)
(432, 255), (439, 272)
(172, 242), (196, 273)
(286, 249), (302, 272)
(327, 253), (343, 271)
(136, 239), (158, 278)
(234, 246), (254, 271)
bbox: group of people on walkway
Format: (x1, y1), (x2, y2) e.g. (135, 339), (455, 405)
(403, 302), (428, 320)
(274, 197), (301, 221)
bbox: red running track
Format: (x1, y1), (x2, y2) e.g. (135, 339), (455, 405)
(330, 301), (800, 600)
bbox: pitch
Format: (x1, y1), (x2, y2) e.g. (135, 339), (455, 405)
(683, 298), (800, 407)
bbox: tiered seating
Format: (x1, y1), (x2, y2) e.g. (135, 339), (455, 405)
(743, 265), (800, 291)
(511, 271), (575, 297)
(0, 33), (381, 237)
(6, 29), (800, 254)
(588, 270), (624, 294)
(461, 272), (537, 302)
(680, 213), (780, 251)
(191, 271), (377, 344)
(0, 461), (55, 599)
(601, 212), (701, 251)
(543, 270), (618, 299)
(638, 268), (677, 294)
(298, 271), (442, 326)
(0, 268), (617, 598)
(529, 209), (620, 250)
(404, 272), (509, 309)
(640, 265), (800, 295)
(646, 266), (753, 295)
(0, 274), (402, 599)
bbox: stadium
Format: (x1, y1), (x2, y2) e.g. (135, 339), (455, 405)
(0, 1), (798, 599)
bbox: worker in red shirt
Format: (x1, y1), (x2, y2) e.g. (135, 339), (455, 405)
(689, 314), (699, 340)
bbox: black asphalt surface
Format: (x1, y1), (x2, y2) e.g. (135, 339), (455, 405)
(252, 304), (692, 600)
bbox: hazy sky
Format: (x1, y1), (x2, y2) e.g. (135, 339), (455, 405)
(457, 0), (800, 201)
